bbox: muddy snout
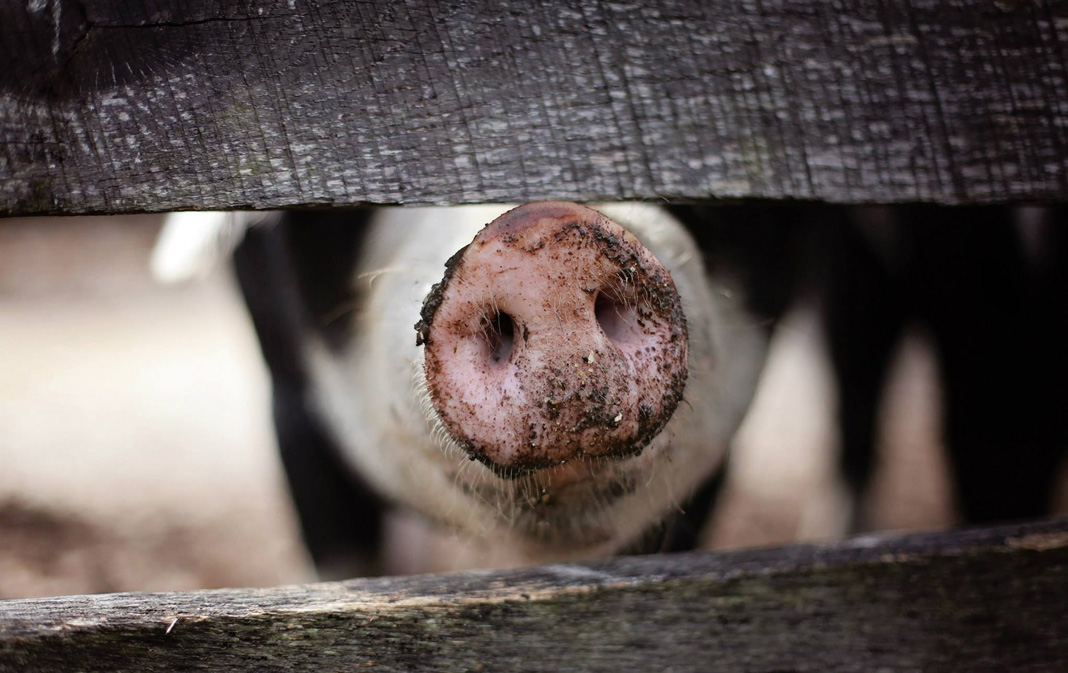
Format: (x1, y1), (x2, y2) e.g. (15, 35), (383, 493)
(416, 202), (689, 476)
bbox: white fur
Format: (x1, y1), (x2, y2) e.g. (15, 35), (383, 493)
(304, 204), (770, 563)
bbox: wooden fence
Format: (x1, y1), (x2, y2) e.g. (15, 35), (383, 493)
(2, 0), (1067, 214)
(1, 519), (1067, 672)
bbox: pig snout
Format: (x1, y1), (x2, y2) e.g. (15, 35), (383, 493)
(415, 202), (689, 476)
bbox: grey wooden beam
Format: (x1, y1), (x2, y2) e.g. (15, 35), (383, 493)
(2, 0), (1068, 215)
(1, 518), (1066, 672)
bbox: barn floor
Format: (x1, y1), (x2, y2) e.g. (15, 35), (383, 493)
(1, 216), (1064, 599)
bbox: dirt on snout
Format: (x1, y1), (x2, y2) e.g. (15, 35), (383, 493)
(419, 203), (688, 475)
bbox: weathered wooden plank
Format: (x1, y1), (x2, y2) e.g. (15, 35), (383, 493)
(1, 518), (1066, 672)
(2, 0), (1067, 215)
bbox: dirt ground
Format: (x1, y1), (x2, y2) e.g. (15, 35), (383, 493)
(1, 216), (1064, 599)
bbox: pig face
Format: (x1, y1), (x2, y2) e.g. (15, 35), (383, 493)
(299, 202), (770, 562)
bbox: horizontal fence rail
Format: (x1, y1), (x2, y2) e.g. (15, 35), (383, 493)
(2, 0), (1068, 215)
(1, 518), (1066, 672)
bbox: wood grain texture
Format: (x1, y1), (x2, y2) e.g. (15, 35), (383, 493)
(1, 0), (1067, 215)
(1, 518), (1066, 672)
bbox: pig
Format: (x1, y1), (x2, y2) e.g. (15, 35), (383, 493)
(159, 202), (798, 578)
(818, 205), (1068, 531)
(160, 201), (1066, 580)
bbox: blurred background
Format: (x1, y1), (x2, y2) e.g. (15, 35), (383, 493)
(1, 215), (1065, 599)
(0, 216), (308, 598)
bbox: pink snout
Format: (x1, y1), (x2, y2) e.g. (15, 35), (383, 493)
(416, 202), (688, 476)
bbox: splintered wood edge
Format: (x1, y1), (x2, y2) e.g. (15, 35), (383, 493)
(1, 518), (1066, 672)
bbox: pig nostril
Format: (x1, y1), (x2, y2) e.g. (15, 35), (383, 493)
(595, 291), (637, 344)
(482, 310), (515, 364)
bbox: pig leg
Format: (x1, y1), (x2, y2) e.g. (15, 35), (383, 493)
(914, 207), (1068, 523)
(821, 209), (909, 532)
(825, 205), (1068, 529)
(656, 204), (810, 547)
